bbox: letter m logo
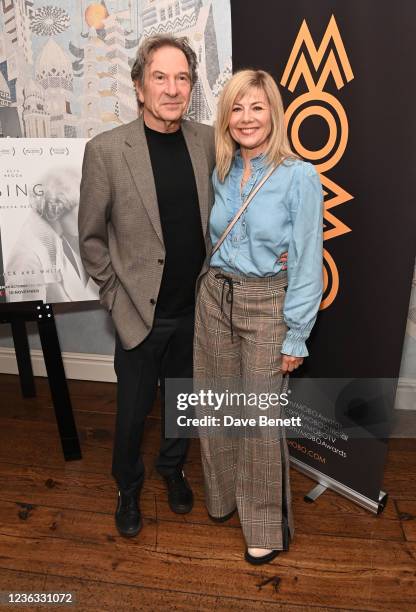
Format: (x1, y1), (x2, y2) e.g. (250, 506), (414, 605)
(281, 15), (354, 93)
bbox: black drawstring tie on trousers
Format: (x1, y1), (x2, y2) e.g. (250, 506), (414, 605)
(214, 273), (240, 341)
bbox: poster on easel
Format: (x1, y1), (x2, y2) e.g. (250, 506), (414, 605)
(0, 138), (99, 304)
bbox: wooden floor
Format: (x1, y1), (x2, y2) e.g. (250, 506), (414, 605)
(0, 374), (415, 612)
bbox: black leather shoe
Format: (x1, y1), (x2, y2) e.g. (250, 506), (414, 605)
(115, 490), (142, 538)
(208, 508), (237, 523)
(164, 470), (193, 514)
(245, 548), (280, 565)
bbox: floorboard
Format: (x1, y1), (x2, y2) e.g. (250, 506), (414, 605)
(0, 374), (415, 611)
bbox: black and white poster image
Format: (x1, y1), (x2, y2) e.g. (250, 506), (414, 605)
(0, 139), (99, 303)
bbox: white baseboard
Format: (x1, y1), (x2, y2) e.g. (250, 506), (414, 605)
(0, 347), (116, 383)
(1, 346), (413, 404)
(397, 377), (416, 389)
(395, 377), (416, 410)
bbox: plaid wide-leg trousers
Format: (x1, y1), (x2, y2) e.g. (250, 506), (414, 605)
(194, 268), (294, 549)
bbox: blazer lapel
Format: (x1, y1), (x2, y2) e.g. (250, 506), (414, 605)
(123, 117), (164, 245)
(182, 120), (209, 234)
(123, 117), (210, 244)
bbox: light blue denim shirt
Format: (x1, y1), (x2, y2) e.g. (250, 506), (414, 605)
(210, 152), (323, 357)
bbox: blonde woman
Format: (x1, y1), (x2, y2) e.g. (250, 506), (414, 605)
(194, 70), (323, 564)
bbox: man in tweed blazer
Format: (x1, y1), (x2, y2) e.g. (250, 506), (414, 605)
(79, 35), (215, 537)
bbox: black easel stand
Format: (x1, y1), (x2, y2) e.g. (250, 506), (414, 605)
(0, 301), (82, 461)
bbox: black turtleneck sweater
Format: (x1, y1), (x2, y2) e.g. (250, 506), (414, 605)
(144, 123), (205, 318)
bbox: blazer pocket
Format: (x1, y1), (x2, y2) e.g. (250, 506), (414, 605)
(100, 276), (120, 313)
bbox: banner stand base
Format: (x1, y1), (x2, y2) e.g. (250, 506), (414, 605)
(304, 482), (328, 503)
(291, 456), (388, 514)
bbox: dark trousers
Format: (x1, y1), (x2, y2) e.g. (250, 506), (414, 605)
(112, 312), (193, 493)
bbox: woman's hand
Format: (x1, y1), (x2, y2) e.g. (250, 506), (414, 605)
(278, 251), (288, 270)
(281, 354), (303, 373)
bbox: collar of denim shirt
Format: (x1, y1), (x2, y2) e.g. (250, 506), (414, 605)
(234, 149), (268, 171)
(231, 150), (268, 201)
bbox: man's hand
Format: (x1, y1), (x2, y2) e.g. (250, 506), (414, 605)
(281, 354), (303, 373)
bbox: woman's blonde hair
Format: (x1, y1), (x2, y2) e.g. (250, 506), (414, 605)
(215, 69), (297, 181)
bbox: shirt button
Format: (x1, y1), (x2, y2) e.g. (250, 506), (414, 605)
(150, 299), (156, 305)
(157, 259), (164, 265)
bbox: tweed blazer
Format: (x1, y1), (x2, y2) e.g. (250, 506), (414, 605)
(78, 116), (215, 349)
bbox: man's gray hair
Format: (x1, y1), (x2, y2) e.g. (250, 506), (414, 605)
(131, 34), (198, 89)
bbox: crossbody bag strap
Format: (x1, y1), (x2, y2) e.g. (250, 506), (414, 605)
(211, 165), (276, 257)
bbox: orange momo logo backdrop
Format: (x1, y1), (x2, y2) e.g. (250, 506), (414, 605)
(280, 15), (354, 309)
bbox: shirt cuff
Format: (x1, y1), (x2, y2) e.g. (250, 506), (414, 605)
(281, 329), (309, 357)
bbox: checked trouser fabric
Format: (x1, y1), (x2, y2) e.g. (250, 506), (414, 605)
(194, 268), (294, 549)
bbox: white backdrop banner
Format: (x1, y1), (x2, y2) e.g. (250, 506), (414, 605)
(0, 1), (231, 137)
(0, 1), (232, 305)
